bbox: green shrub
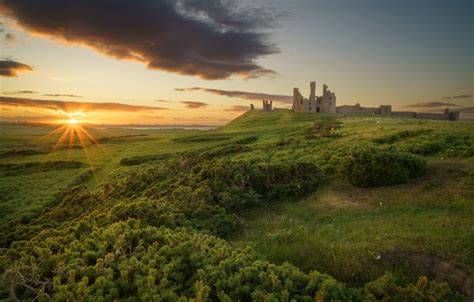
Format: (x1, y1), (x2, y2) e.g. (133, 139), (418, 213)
(199, 144), (251, 159)
(120, 153), (173, 166)
(0, 160), (85, 176)
(347, 147), (427, 187)
(404, 133), (473, 157)
(1, 220), (461, 301)
(373, 129), (430, 144)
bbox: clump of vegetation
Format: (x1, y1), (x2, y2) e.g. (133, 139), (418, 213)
(373, 129), (430, 144)
(2, 220), (460, 301)
(0, 160), (86, 176)
(0, 148), (47, 158)
(120, 153), (173, 166)
(347, 147), (426, 187)
(305, 118), (342, 139)
(98, 134), (148, 143)
(233, 135), (259, 145)
(199, 144), (252, 159)
(172, 133), (231, 143)
(404, 133), (473, 157)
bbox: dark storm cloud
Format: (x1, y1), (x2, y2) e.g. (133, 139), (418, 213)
(0, 0), (278, 79)
(0, 59), (33, 77)
(176, 87), (292, 104)
(42, 94), (82, 98)
(224, 105), (249, 112)
(181, 101), (207, 109)
(0, 96), (169, 112)
(406, 101), (461, 108)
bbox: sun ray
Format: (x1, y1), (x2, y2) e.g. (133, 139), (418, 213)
(37, 114), (107, 184)
(79, 124), (109, 155)
(46, 126), (72, 160)
(34, 124), (69, 143)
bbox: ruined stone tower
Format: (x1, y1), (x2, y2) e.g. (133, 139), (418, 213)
(309, 81), (316, 101)
(262, 100), (273, 112)
(292, 81), (336, 113)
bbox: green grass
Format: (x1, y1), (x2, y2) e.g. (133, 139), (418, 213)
(0, 110), (473, 296)
(231, 161), (474, 285)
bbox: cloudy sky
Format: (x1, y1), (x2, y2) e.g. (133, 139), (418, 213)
(0, 0), (472, 125)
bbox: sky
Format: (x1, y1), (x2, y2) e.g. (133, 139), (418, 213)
(0, 0), (472, 125)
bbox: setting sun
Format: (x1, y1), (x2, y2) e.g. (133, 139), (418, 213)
(68, 118), (79, 124)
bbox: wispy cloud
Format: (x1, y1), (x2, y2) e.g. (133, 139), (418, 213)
(2, 90), (38, 95)
(440, 94), (472, 100)
(0, 115), (58, 123)
(42, 94), (82, 98)
(224, 105), (250, 112)
(0, 0), (279, 79)
(0, 96), (169, 112)
(406, 101), (461, 108)
(181, 101), (207, 109)
(176, 87), (292, 104)
(452, 94), (472, 99)
(0, 59), (33, 77)
(2, 90), (82, 98)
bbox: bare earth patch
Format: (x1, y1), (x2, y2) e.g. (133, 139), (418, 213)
(381, 250), (474, 299)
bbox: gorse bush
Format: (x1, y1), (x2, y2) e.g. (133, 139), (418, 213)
(373, 129), (430, 144)
(0, 160), (85, 176)
(102, 158), (323, 237)
(2, 220), (461, 301)
(347, 147), (427, 187)
(403, 132), (472, 157)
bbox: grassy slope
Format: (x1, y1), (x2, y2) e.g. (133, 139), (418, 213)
(0, 110), (473, 293)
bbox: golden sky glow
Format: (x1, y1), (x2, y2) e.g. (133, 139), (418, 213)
(0, 0), (472, 124)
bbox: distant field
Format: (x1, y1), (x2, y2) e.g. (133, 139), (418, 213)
(1, 111), (473, 299)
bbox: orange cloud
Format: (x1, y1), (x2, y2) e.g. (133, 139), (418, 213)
(176, 87), (292, 104)
(224, 105), (250, 112)
(0, 96), (169, 112)
(181, 101), (207, 109)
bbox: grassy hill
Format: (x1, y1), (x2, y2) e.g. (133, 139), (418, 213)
(0, 110), (473, 300)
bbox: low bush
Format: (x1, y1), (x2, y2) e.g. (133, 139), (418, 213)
(1, 220), (460, 301)
(404, 133), (472, 157)
(172, 134), (231, 143)
(347, 147), (426, 187)
(305, 118), (342, 139)
(233, 135), (259, 145)
(120, 153), (173, 166)
(0, 148), (47, 158)
(0, 160), (86, 176)
(199, 144), (251, 159)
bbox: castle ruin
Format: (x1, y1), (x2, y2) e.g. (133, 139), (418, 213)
(293, 82), (336, 113)
(262, 100), (273, 112)
(288, 80), (459, 121)
(258, 81), (460, 121)
(336, 102), (459, 121)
